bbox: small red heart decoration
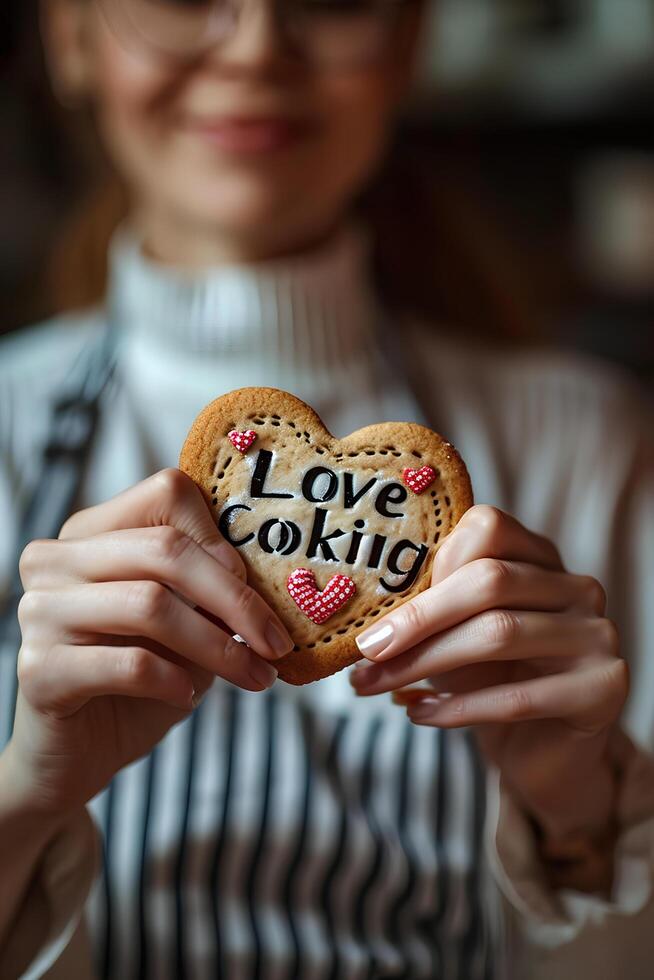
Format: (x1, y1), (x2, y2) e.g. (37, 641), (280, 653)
(228, 429), (257, 454)
(402, 465), (437, 495)
(287, 568), (356, 625)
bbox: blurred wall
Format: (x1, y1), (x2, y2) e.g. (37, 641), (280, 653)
(1, 0), (653, 376)
(413, 0), (654, 378)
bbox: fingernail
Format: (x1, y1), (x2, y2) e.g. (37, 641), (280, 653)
(213, 542), (246, 580)
(265, 619), (294, 658)
(248, 658), (278, 690)
(408, 696), (450, 719)
(391, 688), (433, 707)
(349, 663), (378, 688)
(356, 623), (394, 660)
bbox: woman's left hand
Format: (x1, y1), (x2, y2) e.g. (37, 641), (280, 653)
(350, 505), (629, 844)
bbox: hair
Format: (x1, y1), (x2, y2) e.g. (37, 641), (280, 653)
(361, 137), (541, 343)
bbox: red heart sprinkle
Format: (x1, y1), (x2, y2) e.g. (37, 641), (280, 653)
(402, 465), (437, 495)
(228, 429), (257, 454)
(287, 568), (356, 625)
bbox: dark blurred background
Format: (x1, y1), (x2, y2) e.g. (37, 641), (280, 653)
(2, 0), (653, 375)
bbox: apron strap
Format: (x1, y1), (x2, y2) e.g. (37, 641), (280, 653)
(0, 324), (117, 735)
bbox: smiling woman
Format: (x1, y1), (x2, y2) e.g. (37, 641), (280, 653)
(41, 0), (423, 267)
(41, 0), (535, 335)
(2, 1), (654, 979)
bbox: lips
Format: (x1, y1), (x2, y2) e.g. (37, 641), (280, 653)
(184, 114), (315, 153)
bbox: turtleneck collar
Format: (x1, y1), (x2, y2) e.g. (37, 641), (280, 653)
(108, 220), (380, 373)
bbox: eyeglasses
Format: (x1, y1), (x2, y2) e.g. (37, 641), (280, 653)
(96, 0), (417, 68)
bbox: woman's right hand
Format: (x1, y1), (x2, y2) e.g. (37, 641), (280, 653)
(5, 468), (294, 816)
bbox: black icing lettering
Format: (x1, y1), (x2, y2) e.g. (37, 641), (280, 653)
(258, 518), (290, 555)
(380, 540), (429, 594)
(343, 472), (377, 509)
(305, 508), (346, 562)
(366, 533), (387, 569)
(257, 519), (301, 555)
(218, 504), (255, 547)
(302, 466), (338, 503)
(375, 482), (408, 518)
(250, 450), (293, 499)
(281, 521), (302, 556)
(344, 519), (367, 564)
(345, 530), (364, 564)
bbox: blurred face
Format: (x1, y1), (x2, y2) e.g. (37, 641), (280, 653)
(45, 0), (425, 263)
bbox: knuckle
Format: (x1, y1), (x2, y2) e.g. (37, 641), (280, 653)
(126, 581), (171, 624)
(398, 598), (427, 636)
(480, 609), (519, 650)
(588, 660), (629, 728)
(151, 525), (192, 566)
(502, 686), (533, 721)
(474, 558), (512, 602)
(19, 540), (49, 584)
(608, 658), (630, 705)
(233, 582), (258, 618)
(599, 656), (629, 697)
(580, 575), (607, 614)
(538, 533), (563, 568)
(464, 504), (504, 537)
(596, 617), (620, 656)
(120, 646), (155, 688)
(58, 512), (83, 539)
(17, 589), (46, 629)
(443, 696), (467, 720)
(16, 644), (42, 692)
(17, 643), (54, 711)
(151, 467), (193, 504)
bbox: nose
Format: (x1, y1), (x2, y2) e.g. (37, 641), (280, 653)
(207, 0), (302, 74)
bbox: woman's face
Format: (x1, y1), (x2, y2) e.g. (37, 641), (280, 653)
(46, 0), (425, 261)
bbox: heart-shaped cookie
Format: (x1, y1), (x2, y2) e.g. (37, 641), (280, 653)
(179, 388), (473, 685)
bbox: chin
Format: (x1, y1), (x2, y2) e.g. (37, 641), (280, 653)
(182, 174), (337, 246)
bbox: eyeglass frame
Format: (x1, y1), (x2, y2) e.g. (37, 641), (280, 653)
(95, 0), (423, 69)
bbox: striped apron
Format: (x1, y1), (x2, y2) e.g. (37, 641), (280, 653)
(0, 329), (495, 979)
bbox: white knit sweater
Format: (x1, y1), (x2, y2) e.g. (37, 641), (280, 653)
(2, 222), (654, 980)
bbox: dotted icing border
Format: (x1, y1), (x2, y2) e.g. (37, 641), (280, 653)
(208, 413), (454, 652)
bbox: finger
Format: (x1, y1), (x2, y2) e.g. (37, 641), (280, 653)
(58, 468), (246, 581)
(108, 634), (214, 703)
(19, 584), (279, 692)
(391, 663), (507, 705)
(356, 558), (605, 663)
(18, 642), (195, 715)
(20, 528), (293, 660)
(433, 505), (564, 587)
(404, 660), (629, 733)
(392, 686), (448, 706)
(350, 611), (618, 696)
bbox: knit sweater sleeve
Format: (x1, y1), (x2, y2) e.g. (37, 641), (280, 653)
(479, 352), (654, 979)
(0, 315), (103, 980)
